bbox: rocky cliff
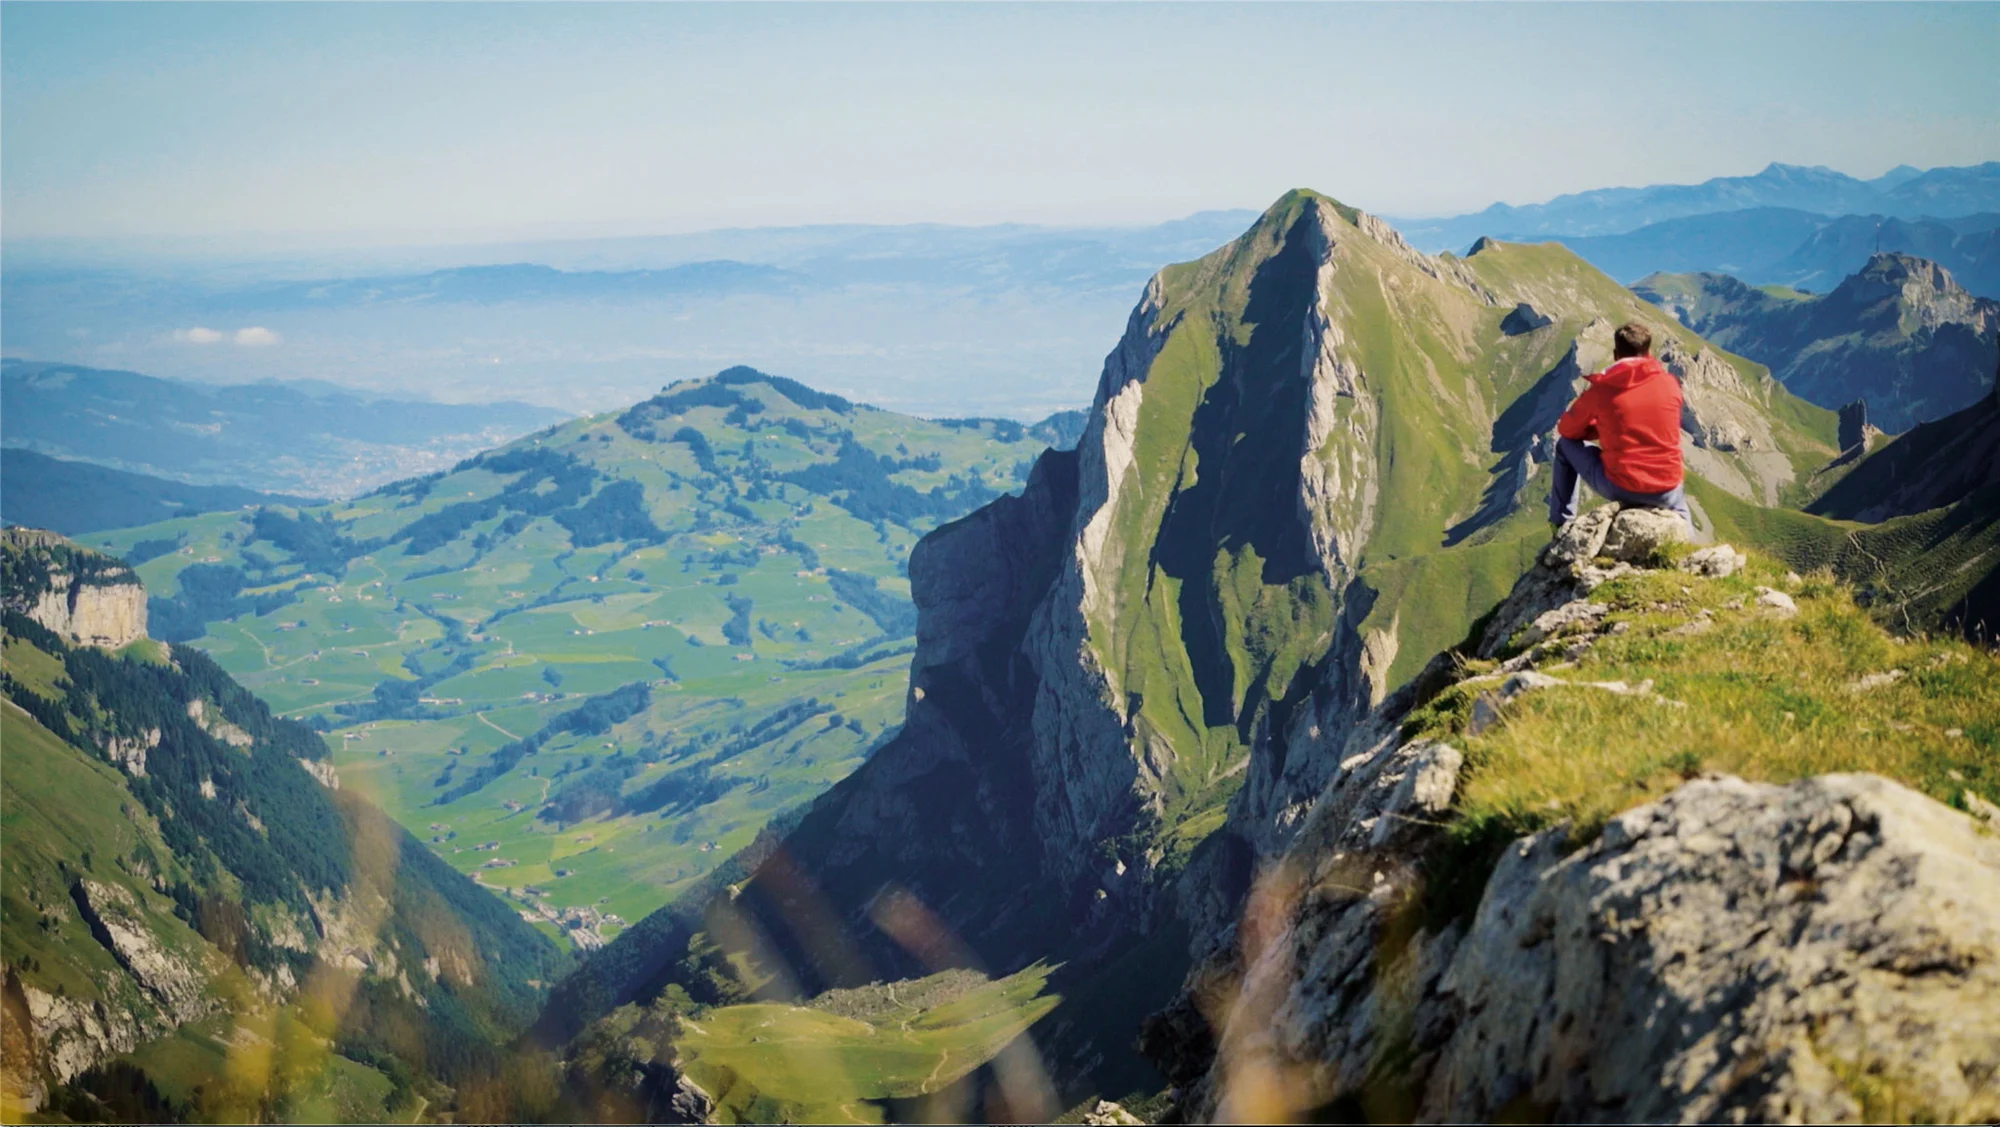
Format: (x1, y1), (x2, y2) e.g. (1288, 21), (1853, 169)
(1, 527), (148, 648)
(1144, 508), (2000, 1124)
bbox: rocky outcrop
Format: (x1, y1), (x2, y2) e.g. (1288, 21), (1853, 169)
(1809, 367), (2000, 524)
(101, 727), (160, 776)
(299, 756), (341, 789)
(69, 882), (209, 1026)
(1147, 515), (2000, 1125)
(17, 981), (148, 1085)
(1836, 398), (1884, 453)
(1, 529), (148, 649)
(1474, 504), (1686, 661)
(8, 884), (216, 1090)
(1420, 773), (2000, 1123)
(30, 577), (147, 649)
(1664, 340), (1764, 453)
(186, 698), (252, 749)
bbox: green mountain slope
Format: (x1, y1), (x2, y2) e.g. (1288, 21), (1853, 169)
(1636, 252), (2000, 432)
(1, 448), (318, 535)
(0, 530), (567, 1121)
(82, 368), (1078, 941)
(533, 192), (1846, 1107)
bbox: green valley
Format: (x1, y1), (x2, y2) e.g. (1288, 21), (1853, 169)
(84, 369), (1084, 943)
(0, 530), (569, 1121)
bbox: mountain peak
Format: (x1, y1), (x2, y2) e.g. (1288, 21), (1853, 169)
(1856, 250), (1958, 288)
(645, 365), (857, 416)
(1834, 251), (1972, 312)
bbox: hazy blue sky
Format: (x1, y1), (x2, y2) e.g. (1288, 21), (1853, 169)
(5, 2), (1997, 247)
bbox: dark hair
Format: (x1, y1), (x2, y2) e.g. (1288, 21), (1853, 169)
(1613, 322), (1653, 359)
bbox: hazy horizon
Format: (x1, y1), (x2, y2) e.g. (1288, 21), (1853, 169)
(7, 3), (1997, 252)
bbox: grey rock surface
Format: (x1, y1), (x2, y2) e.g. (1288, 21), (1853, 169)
(1423, 774), (2000, 1123)
(1166, 772), (2000, 1125)
(1599, 505), (1690, 561)
(1680, 543), (1746, 578)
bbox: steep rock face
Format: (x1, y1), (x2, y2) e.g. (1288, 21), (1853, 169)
(1638, 253), (2000, 432)
(69, 881), (211, 1027)
(721, 446), (1083, 977)
(1023, 195), (1410, 891)
(1, 528), (147, 648)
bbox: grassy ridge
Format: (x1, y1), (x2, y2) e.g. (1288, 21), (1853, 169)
(1405, 548), (2000, 855)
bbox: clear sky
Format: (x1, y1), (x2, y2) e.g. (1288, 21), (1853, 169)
(4, 2), (1997, 247)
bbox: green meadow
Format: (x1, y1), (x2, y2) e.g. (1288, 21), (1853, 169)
(88, 371), (1076, 942)
(675, 964), (1062, 1125)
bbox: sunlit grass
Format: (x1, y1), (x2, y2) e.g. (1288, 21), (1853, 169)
(675, 963), (1060, 1125)
(1406, 553), (2000, 849)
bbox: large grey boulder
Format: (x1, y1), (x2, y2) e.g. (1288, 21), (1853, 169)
(1423, 773), (2000, 1123)
(1162, 771), (2000, 1124)
(1599, 505), (1689, 562)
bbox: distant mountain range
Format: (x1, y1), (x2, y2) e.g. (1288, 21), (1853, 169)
(0, 448), (316, 535)
(1544, 209), (2000, 297)
(1395, 160), (2000, 248)
(1390, 161), (2000, 303)
(1637, 253), (2000, 432)
(1, 360), (570, 497)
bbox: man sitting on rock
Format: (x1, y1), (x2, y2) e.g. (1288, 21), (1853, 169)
(1549, 321), (1691, 527)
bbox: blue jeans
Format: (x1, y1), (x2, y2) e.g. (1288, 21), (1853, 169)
(1548, 437), (1690, 525)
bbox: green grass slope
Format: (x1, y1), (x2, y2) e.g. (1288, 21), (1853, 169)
(674, 964), (1060, 1125)
(83, 368), (1073, 940)
(1, 534), (569, 1119)
(1403, 542), (2000, 899)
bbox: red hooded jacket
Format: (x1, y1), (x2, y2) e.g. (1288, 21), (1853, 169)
(1556, 355), (1684, 494)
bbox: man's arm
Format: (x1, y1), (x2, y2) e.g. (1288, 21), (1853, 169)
(1556, 388), (1601, 442)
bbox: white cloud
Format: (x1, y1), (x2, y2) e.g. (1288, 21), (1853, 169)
(172, 326), (224, 344)
(233, 326), (280, 346)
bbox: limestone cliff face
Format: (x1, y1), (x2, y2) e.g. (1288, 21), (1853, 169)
(726, 445), (1083, 972)
(2, 528), (148, 648)
(30, 577), (148, 649)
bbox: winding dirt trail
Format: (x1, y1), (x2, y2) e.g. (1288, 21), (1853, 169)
(479, 712), (522, 741)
